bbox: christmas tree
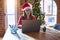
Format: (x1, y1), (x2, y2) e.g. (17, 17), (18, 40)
(32, 0), (45, 24)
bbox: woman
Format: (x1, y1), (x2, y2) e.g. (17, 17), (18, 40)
(18, 2), (36, 28)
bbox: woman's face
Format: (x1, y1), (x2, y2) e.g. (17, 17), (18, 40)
(25, 9), (31, 16)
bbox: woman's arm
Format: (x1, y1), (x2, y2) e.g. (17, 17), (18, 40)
(18, 16), (23, 28)
(18, 25), (22, 28)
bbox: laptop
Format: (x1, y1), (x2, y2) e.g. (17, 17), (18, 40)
(22, 20), (41, 33)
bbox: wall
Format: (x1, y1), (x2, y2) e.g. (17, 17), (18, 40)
(55, 0), (60, 23)
(0, 0), (5, 37)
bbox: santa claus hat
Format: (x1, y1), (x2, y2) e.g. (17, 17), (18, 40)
(21, 2), (32, 11)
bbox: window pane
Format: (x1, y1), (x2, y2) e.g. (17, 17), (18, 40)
(8, 15), (15, 25)
(6, 0), (15, 27)
(45, 16), (57, 26)
(7, 0), (15, 14)
(40, 0), (57, 15)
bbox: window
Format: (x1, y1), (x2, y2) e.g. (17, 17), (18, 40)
(5, 0), (16, 28)
(40, 0), (57, 26)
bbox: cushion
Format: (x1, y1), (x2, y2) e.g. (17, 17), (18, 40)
(54, 24), (60, 30)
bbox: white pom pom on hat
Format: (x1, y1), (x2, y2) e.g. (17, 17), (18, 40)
(21, 2), (32, 11)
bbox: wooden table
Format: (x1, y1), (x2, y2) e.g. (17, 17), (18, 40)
(3, 27), (60, 40)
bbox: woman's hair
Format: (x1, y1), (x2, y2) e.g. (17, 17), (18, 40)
(22, 11), (33, 20)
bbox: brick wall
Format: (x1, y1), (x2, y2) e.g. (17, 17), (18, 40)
(17, 0), (60, 24)
(0, 0), (5, 37)
(55, 0), (60, 23)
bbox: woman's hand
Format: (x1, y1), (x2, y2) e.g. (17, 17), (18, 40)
(18, 25), (22, 29)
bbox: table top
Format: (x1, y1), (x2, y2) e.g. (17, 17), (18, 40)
(3, 27), (60, 40)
